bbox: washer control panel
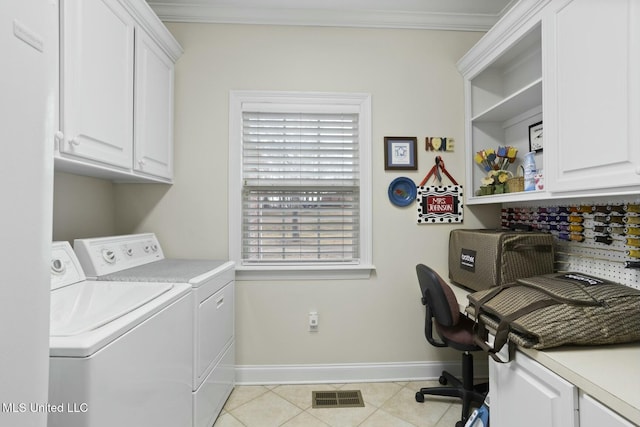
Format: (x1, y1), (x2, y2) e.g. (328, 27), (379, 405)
(51, 241), (86, 290)
(73, 233), (164, 277)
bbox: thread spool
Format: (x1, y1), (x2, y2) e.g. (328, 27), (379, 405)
(593, 214), (608, 223)
(625, 227), (640, 236)
(626, 249), (640, 258)
(594, 235), (613, 245)
(608, 226), (625, 235)
(626, 237), (640, 247)
(608, 215), (625, 224)
(569, 233), (585, 242)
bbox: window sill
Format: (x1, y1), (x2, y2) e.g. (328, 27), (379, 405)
(235, 264), (376, 281)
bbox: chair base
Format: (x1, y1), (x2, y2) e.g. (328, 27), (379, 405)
(415, 352), (488, 427)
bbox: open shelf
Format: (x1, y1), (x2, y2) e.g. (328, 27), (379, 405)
(471, 79), (542, 123)
(460, 12), (544, 206)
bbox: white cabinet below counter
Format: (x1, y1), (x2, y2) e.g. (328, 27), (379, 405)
(489, 351), (578, 427)
(55, 0), (182, 183)
(580, 393), (635, 427)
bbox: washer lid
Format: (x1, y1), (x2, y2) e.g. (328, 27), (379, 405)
(49, 281), (190, 357)
(51, 281), (173, 336)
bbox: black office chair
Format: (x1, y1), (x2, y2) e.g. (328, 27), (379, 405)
(414, 264), (488, 427)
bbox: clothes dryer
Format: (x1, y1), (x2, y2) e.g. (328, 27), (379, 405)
(73, 233), (235, 427)
(49, 242), (192, 427)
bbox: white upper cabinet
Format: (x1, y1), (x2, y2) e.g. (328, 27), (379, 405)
(134, 28), (175, 180)
(56, 0), (182, 183)
(459, 0), (640, 203)
(59, 0), (135, 170)
(543, 0), (640, 194)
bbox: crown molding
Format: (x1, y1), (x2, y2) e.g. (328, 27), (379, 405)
(147, 3), (503, 31)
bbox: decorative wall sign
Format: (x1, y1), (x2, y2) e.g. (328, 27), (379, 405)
(384, 137), (417, 170)
(425, 137), (455, 152)
(417, 186), (464, 223)
(417, 156), (464, 224)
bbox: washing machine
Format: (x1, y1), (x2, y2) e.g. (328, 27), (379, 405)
(49, 241), (193, 427)
(73, 233), (235, 427)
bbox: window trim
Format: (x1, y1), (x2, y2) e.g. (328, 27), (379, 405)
(229, 91), (374, 280)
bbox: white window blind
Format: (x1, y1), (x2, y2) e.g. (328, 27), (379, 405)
(242, 111), (360, 264)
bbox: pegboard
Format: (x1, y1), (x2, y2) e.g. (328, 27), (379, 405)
(501, 200), (640, 290)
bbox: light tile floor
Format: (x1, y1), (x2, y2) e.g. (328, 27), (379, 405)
(213, 381), (465, 427)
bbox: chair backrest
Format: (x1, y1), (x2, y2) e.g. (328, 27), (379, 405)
(416, 264), (460, 328)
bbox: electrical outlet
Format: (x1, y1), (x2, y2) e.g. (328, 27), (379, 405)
(308, 311), (318, 332)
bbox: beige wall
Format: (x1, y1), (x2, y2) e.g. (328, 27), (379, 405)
(56, 23), (501, 368)
(52, 172), (117, 242)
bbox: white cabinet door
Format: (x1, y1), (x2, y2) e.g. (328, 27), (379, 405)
(544, 0), (640, 193)
(489, 352), (578, 427)
(579, 393), (635, 427)
(134, 28), (175, 180)
(60, 0), (134, 170)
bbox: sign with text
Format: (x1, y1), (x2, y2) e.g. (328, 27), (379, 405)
(417, 185), (463, 224)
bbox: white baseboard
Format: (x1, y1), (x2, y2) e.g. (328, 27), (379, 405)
(235, 360), (489, 385)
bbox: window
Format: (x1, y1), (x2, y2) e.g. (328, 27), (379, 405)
(229, 91), (373, 279)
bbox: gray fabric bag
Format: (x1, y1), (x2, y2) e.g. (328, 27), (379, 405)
(466, 272), (640, 360)
(449, 229), (554, 292)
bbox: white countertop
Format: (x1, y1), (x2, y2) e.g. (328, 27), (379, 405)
(451, 283), (640, 425)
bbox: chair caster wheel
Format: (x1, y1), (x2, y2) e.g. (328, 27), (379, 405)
(455, 421), (465, 427)
(415, 392), (424, 403)
(439, 375), (447, 385)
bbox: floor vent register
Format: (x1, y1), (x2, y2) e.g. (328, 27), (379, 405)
(312, 390), (364, 408)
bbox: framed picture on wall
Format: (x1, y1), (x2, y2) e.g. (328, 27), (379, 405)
(384, 137), (418, 170)
(528, 121), (543, 152)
